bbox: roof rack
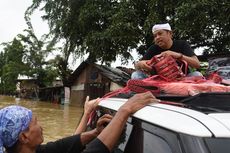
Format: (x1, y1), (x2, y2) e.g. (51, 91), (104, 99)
(180, 92), (230, 113)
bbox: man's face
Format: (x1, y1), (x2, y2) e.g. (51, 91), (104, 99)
(23, 116), (44, 148)
(153, 30), (172, 49)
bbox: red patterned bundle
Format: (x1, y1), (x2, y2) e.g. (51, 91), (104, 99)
(147, 55), (187, 81)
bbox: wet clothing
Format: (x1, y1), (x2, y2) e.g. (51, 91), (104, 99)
(36, 134), (110, 153)
(142, 40), (195, 60)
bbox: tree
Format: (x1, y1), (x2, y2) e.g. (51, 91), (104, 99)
(25, 0), (79, 85)
(174, 0), (230, 54)
(27, 0), (230, 65)
(0, 39), (26, 94)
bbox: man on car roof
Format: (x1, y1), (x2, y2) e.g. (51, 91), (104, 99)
(132, 23), (202, 79)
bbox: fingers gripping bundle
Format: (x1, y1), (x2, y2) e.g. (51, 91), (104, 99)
(147, 55), (187, 81)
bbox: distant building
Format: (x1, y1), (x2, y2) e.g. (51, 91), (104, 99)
(16, 75), (68, 104)
(68, 61), (134, 106)
(39, 86), (70, 105)
(16, 75), (38, 99)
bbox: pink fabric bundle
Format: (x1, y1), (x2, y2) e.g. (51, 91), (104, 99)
(146, 55), (187, 81)
(126, 76), (230, 96)
(160, 76), (230, 96)
(160, 81), (230, 96)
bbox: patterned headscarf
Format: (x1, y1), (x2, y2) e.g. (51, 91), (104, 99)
(0, 105), (32, 153)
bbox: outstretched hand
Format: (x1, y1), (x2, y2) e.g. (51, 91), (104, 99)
(95, 114), (113, 135)
(84, 96), (100, 116)
(74, 96), (101, 135)
(120, 91), (160, 115)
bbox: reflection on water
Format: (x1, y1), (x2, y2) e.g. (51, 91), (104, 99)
(0, 95), (83, 143)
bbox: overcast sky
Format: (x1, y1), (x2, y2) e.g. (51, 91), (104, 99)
(0, 0), (49, 44)
(0, 0), (138, 69)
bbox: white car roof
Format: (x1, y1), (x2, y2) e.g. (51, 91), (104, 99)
(99, 98), (230, 138)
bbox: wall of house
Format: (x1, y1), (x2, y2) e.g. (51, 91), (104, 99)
(18, 80), (38, 98)
(70, 64), (124, 106)
(20, 80), (37, 89)
(70, 90), (85, 107)
(70, 65), (88, 106)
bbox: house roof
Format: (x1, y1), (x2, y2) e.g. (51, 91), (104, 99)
(17, 75), (37, 81)
(68, 61), (134, 86)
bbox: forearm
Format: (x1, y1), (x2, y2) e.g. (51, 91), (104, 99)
(80, 129), (99, 145)
(97, 108), (130, 152)
(74, 113), (90, 134)
(181, 55), (200, 69)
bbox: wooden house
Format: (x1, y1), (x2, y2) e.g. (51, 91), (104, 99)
(68, 61), (133, 106)
(16, 75), (39, 99)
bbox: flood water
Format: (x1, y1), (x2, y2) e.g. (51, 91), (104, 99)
(0, 95), (83, 143)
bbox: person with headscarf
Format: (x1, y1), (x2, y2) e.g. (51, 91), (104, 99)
(0, 92), (158, 153)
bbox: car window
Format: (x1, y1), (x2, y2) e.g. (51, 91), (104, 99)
(143, 130), (173, 153)
(180, 134), (209, 153)
(115, 121), (133, 152)
(205, 138), (230, 153)
(97, 108), (134, 153)
(99, 108), (181, 153)
(119, 119), (183, 153)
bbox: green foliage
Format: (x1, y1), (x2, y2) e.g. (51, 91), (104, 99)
(175, 0), (230, 53)
(28, 0), (229, 66)
(1, 0), (229, 93)
(0, 33), (59, 94)
(0, 39), (26, 94)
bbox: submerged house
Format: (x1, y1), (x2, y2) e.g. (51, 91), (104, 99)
(16, 75), (39, 99)
(39, 86), (70, 104)
(68, 61), (134, 106)
(16, 75), (69, 104)
(38, 78), (71, 104)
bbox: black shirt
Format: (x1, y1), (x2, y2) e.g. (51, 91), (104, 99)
(142, 40), (195, 60)
(36, 135), (110, 153)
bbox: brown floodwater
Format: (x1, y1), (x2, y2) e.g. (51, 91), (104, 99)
(0, 95), (83, 143)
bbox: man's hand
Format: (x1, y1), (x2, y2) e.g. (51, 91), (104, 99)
(159, 50), (182, 59)
(120, 91), (160, 115)
(160, 50), (200, 68)
(74, 97), (101, 135)
(95, 114), (113, 135)
(135, 60), (152, 72)
(84, 96), (100, 116)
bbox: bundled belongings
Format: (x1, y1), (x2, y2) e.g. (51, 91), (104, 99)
(103, 56), (230, 98)
(160, 76), (230, 96)
(103, 74), (230, 99)
(127, 78), (160, 94)
(146, 55), (187, 81)
(125, 76), (230, 96)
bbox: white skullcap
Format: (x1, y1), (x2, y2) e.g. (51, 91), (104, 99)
(152, 23), (172, 33)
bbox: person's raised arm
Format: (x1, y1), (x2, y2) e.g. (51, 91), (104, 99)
(97, 92), (160, 152)
(74, 96), (100, 134)
(80, 114), (113, 146)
